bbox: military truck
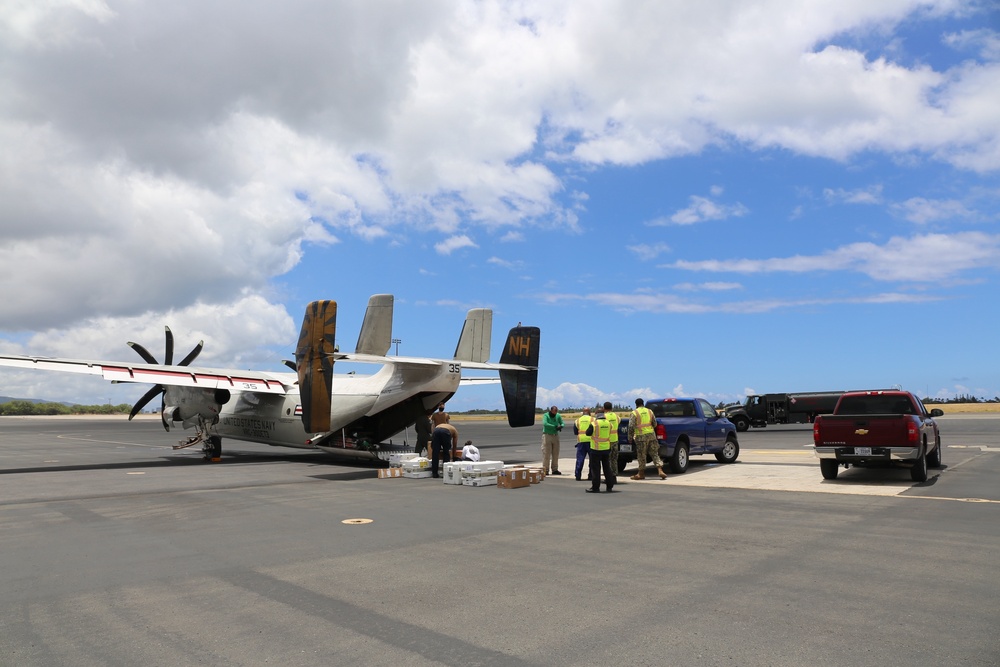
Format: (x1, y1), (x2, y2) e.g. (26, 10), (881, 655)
(723, 391), (845, 431)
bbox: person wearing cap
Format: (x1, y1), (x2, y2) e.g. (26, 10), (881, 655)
(587, 405), (616, 492)
(604, 401), (621, 476)
(541, 405), (564, 475)
(629, 398), (666, 480)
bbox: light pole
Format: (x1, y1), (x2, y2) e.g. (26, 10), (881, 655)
(391, 338), (401, 355)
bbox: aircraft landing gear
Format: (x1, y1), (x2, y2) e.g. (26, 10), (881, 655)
(202, 436), (223, 462)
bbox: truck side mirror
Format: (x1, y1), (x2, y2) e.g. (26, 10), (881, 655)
(930, 408), (944, 417)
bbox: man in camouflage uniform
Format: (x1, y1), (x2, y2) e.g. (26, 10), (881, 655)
(628, 398), (667, 480)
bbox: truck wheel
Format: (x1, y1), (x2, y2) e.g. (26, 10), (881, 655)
(927, 440), (943, 468)
(820, 459), (839, 480)
(618, 454), (630, 474)
(669, 441), (689, 474)
(733, 416), (749, 432)
(910, 448), (928, 482)
(715, 437), (739, 463)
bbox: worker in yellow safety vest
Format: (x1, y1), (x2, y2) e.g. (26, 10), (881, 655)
(573, 407), (593, 481)
(628, 398), (666, 480)
(587, 405), (616, 493)
(604, 401), (621, 476)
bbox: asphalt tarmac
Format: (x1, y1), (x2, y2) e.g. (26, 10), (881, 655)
(1, 415), (998, 666)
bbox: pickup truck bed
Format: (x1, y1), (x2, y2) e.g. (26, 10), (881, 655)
(812, 391), (943, 482)
(618, 398), (740, 474)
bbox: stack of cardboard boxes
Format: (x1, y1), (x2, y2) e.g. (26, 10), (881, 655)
(378, 451), (420, 478)
(497, 465), (545, 488)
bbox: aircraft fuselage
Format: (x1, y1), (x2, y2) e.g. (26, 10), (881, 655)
(165, 360), (462, 458)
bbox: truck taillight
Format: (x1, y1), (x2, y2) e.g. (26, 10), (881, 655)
(655, 423), (666, 440)
(813, 420), (821, 446)
(907, 421), (918, 444)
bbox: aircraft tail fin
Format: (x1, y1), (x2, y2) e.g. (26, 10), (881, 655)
(295, 300), (337, 432)
(498, 325), (540, 427)
(454, 308), (492, 363)
(355, 294), (393, 356)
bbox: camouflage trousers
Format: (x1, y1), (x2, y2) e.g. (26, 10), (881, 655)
(609, 442), (619, 475)
(635, 433), (662, 471)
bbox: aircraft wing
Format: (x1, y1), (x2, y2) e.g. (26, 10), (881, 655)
(333, 354), (535, 371)
(0, 354), (292, 394)
(455, 361), (532, 386)
(333, 354), (531, 378)
(333, 353), (440, 366)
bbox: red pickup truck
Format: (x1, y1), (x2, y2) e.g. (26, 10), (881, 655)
(812, 390), (944, 482)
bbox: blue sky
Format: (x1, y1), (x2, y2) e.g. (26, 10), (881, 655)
(1, 1), (998, 411)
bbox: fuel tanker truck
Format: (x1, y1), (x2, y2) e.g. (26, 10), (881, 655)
(723, 391), (845, 431)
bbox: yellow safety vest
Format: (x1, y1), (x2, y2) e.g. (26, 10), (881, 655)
(633, 407), (656, 435)
(591, 416), (612, 450)
(576, 415), (593, 444)
(607, 411), (620, 443)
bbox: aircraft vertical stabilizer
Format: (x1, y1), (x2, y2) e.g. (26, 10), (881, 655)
(295, 300), (337, 432)
(355, 294), (393, 355)
(454, 308), (492, 363)
(499, 325), (540, 427)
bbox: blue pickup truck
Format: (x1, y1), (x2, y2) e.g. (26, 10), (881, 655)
(617, 398), (740, 473)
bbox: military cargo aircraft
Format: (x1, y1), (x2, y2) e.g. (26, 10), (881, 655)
(0, 295), (539, 462)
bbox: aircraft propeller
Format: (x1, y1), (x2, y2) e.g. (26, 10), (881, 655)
(127, 326), (204, 430)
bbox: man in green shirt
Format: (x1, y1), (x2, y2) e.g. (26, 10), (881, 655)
(541, 405), (564, 475)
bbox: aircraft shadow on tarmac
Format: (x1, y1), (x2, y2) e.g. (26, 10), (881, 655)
(0, 450), (382, 476)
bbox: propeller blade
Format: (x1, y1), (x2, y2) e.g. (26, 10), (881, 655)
(129, 384), (164, 420)
(178, 340), (204, 366)
(128, 341), (158, 364)
(282, 359), (297, 371)
(164, 327), (174, 366)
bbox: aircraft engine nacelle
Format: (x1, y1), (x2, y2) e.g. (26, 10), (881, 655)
(163, 386), (231, 429)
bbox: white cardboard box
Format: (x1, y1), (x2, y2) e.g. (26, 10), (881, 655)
(402, 457), (430, 471)
(389, 452), (420, 467)
(442, 462), (464, 485)
(460, 460), (503, 481)
(462, 475), (497, 487)
(460, 460), (503, 473)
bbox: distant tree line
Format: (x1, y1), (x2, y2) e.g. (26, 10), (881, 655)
(532, 403), (633, 413)
(0, 401), (134, 416)
(923, 394), (1000, 404)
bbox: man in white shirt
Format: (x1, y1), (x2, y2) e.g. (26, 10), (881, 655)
(461, 440), (480, 462)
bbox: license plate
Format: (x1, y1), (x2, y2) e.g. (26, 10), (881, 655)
(853, 447), (872, 456)
(620, 444), (632, 453)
